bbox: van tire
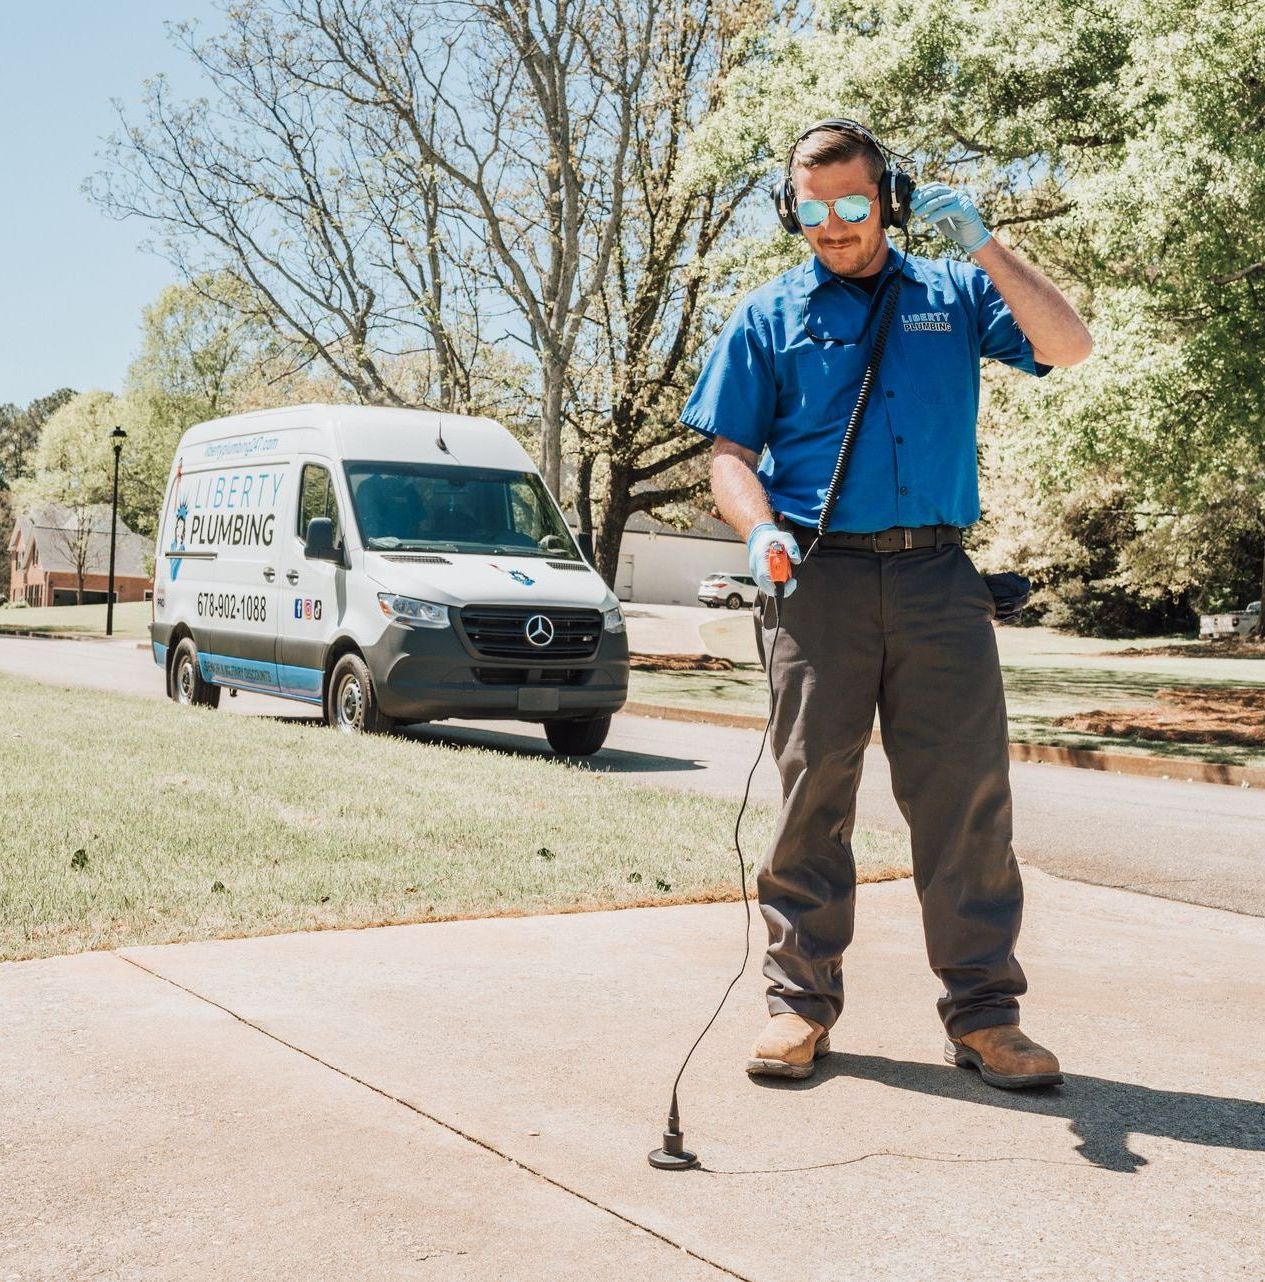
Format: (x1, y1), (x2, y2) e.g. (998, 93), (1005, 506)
(171, 638), (221, 709)
(726, 593), (743, 609)
(544, 715), (611, 757)
(327, 653), (393, 734)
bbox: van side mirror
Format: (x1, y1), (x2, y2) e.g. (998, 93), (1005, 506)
(575, 530), (595, 565)
(305, 517), (342, 564)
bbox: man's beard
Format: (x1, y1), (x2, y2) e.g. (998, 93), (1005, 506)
(817, 235), (880, 276)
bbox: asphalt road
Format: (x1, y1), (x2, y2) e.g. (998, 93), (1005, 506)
(2, 635), (1262, 915)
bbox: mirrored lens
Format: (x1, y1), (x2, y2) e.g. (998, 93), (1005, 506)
(796, 199), (829, 228)
(835, 194), (874, 223)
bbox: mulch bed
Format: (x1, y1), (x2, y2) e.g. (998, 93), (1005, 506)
(628, 652), (736, 672)
(1055, 686), (1265, 747)
(1107, 639), (1265, 659)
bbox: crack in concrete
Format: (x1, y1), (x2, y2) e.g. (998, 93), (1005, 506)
(705, 1149), (1084, 1175)
(115, 953), (757, 1282)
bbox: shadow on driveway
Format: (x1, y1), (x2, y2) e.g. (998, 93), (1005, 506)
(731, 1052), (1265, 1174)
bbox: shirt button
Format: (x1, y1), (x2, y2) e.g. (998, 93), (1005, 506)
(899, 486), (909, 496)
(886, 390), (894, 398)
(895, 435), (904, 444)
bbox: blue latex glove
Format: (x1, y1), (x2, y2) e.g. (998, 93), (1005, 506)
(747, 523), (802, 598)
(910, 182), (992, 253)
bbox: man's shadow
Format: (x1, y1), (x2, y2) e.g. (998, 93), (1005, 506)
(745, 1053), (1265, 1173)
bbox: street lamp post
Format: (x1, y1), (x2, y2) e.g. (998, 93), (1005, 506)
(106, 426), (127, 637)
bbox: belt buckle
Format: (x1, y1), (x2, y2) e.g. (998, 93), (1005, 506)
(870, 528), (909, 553)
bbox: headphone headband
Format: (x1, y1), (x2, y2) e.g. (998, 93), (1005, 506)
(786, 118), (888, 173)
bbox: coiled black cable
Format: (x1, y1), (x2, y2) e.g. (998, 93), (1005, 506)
(817, 271), (903, 537)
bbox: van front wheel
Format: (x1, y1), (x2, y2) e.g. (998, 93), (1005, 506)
(170, 638), (220, 709)
(544, 715), (611, 757)
(326, 653), (393, 734)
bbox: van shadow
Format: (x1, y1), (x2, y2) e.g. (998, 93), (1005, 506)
(739, 1052), (1265, 1173)
(394, 722), (704, 774)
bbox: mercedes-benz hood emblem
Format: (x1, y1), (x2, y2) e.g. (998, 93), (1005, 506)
(524, 614), (555, 647)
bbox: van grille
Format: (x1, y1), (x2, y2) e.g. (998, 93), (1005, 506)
(547, 560), (589, 572)
(474, 668), (584, 686)
(381, 553), (452, 564)
(459, 606), (602, 660)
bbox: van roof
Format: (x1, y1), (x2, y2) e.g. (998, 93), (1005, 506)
(177, 403), (536, 472)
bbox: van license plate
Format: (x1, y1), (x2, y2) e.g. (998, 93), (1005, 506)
(518, 688), (560, 712)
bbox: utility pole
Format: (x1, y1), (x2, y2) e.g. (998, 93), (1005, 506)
(106, 426), (127, 637)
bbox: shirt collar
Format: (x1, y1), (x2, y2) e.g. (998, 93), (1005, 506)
(802, 243), (926, 295)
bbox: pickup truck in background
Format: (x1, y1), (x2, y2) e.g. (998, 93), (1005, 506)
(1199, 600), (1261, 639)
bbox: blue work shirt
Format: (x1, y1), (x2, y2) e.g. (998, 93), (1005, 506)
(680, 245), (1051, 532)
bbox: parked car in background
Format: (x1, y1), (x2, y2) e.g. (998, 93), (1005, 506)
(1199, 600), (1261, 639)
(698, 571), (758, 609)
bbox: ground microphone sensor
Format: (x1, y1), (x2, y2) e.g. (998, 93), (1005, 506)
(648, 542), (794, 1171)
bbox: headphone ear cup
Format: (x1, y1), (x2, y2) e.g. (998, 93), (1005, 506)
(770, 178), (800, 234)
(891, 171), (914, 229)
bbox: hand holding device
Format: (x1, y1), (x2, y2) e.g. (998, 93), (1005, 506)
(911, 183), (992, 253)
(747, 523), (801, 598)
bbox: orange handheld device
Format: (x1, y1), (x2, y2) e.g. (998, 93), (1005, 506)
(768, 545), (793, 589)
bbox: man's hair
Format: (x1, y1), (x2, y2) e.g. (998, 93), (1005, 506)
(790, 127), (885, 185)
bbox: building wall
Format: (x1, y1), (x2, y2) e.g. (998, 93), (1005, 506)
(616, 530), (747, 606)
(10, 569), (150, 607)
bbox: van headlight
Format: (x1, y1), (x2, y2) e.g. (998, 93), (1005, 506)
(377, 593), (450, 628)
(602, 605), (625, 634)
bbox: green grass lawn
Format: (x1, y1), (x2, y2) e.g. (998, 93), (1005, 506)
(0, 671), (910, 961)
(632, 618), (1265, 767)
(0, 601), (151, 639)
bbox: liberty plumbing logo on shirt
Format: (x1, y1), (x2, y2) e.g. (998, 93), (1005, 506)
(903, 311), (952, 333)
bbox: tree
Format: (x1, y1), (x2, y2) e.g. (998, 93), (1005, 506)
(688, 0), (1264, 629)
(90, 0), (777, 583)
(1, 388), (75, 598)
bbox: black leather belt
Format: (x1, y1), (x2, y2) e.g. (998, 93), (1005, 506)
(782, 522), (962, 553)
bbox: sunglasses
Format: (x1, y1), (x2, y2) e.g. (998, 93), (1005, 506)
(795, 194), (877, 228)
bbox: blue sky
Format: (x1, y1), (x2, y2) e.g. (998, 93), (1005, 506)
(0, 1), (222, 408)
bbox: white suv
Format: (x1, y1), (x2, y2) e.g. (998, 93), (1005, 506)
(698, 572), (758, 609)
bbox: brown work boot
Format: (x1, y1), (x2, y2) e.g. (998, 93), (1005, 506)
(945, 1025), (1063, 1089)
(746, 1012), (831, 1079)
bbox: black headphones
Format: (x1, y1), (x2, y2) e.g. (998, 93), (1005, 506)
(771, 118), (914, 233)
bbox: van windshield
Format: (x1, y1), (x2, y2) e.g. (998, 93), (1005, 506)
(344, 461), (581, 560)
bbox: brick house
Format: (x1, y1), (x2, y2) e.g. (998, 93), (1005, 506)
(7, 503), (152, 607)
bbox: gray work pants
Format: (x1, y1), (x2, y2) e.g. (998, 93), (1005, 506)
(757, 539), (1027, 1039)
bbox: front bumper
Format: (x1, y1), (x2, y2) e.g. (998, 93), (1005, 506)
(363, 614), (629, 723)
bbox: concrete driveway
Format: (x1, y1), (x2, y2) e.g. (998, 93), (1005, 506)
(3, 870), (1262, 1280)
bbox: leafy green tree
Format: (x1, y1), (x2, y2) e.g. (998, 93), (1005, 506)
(1, 388), (75, 597)
(688, 0), (1262, 629)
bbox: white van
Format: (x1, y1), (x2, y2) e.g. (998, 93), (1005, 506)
(151, 404), (628, 755)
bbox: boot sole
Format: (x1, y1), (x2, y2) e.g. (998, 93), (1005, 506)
(746, 1032), (831, 1079)
(945, 1038), (1063, 1090)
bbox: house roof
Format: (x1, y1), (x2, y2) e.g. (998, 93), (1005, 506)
(9, 503), (150, 578)
(623, 507), (740, 543)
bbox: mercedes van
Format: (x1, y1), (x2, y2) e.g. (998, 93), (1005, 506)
(150, 404), (628, 755)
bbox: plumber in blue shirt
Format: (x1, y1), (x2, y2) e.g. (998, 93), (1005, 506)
(681, 120), (1092, 1089)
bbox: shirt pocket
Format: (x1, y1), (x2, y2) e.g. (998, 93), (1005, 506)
(897, 324), (971, 407)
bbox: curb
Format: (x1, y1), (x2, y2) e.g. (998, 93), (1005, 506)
(0, 628), (138, 643)
(621, 701), (1262, 789)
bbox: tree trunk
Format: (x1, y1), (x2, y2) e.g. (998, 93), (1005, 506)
(575, 453), (594, 537)
(595, 466), (633, 589)
(540, 358), (564, 500)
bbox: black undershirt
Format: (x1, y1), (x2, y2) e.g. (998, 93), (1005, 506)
(839, 270), (883, 296)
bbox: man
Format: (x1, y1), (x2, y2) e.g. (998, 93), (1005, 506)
(680, 120), (1092, 1089)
